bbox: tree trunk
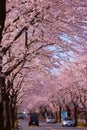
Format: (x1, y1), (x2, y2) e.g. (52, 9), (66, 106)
(0, 102), (4, 130)
(0, 0), (6, 130)
(73, 104), (78, 126)
(5, 95), (11, 130)
(58, 105), (61, 122)
(0, 0), (6, 42)
(66, 105), (71, 117)
(84, 111), (87, 126)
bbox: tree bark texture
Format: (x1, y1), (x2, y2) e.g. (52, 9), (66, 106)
(0, 0), (6, 130)
(0, 0), (6, 43)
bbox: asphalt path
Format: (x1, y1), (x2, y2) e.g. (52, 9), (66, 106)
(18, 119), (87, 130)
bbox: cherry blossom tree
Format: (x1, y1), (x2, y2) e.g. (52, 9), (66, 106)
(0, 0), (87, 129)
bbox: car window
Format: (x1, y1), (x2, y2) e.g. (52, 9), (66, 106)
(48, 117), (54, 119)
(64, 117), (73, 121)
(29, 113), (39, 120)
(31, 115), (38, 119)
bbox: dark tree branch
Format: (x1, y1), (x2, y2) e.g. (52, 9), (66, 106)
(13, 26), (27, 41)
(0, 0), (6, 43)
(4, 57), (25, 76)
(2, 44), (11, 54)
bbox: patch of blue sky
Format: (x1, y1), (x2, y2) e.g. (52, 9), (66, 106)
(83, 31), (87, 34)
(53, 50), (74, 61)
(83, 31), (87, 39)
(80, 26), (87, 29)
(59, 52), (67, 58)
(60, 33), (86, 50)
(60, 60), (65, 65)
(67, 50), (73, 55)
(60, 33), (72, 44)
(72, 36), (79, 41)
(45, 67), (51, 72)
(45, 65), (61, 75)
(46, 45), (57, 51)
(72, 37), (86, 49)
(46, 44), (66, 53)
(54, 62), (59, 65)
(76, 24), (87, 29)
(53, 62), (61, 67)
(45, 56), (74, 75)
(53, 54), (58, 59)
(50, 67), (61, 75)
(60, 33), (84, 45)
(73, 44), (84, 52)
(55, 50), (74, 63)
(82, 20), (87, 23)
(69, 57), (75, 62)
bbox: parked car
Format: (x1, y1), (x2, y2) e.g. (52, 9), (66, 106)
(46, 117), (55, 123)
(17, 112), (27, 119)
(28, 113), (39, 126)
(62, 117), (75, 127)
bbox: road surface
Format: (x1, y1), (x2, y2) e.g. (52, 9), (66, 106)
(18, 119), (87, 130)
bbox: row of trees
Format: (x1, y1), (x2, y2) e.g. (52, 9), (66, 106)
(21, 60), (87, 126)
(0, 0), (87, 130)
